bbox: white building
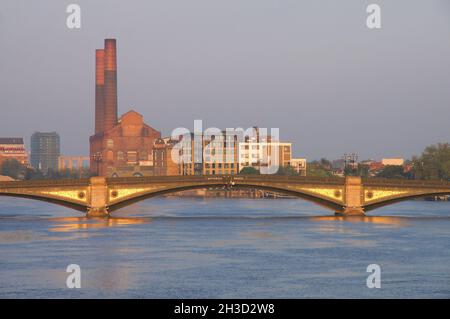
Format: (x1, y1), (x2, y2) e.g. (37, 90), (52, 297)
(290, 158), (307, 176)
(381, 158), (404, 166)
(238, 141), (292, 174)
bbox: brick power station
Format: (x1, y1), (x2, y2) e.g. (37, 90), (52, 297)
(89, 39), (161, 177)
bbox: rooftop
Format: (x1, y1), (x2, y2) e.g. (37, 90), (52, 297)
(0, 138), (24, 145)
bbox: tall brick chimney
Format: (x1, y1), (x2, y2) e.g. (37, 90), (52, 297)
(103, 39), (118, 131)
(95, 49), (105, 134)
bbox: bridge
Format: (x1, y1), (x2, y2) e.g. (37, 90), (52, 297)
(0, 176), (449, 217)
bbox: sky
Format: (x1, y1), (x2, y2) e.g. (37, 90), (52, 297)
(1, 0), (449, 160)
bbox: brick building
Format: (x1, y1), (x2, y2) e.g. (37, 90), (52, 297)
(58, 156), (90, 172)
(89, 39), (160, 176)
(0, 138), (29, 166)
(153, 138), (180, 176)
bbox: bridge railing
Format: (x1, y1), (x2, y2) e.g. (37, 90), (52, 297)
(362, 177), (450, 188)
(0, 178), (91, 188)
(106, 175), (346, 185)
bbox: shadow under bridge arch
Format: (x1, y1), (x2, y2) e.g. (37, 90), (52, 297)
(106, 182), (346, 213)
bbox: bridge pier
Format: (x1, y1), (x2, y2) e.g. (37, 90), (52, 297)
(87, 207), (109, 217)
(335, 207), (365, 216)
(87, 176), (109, 217)
(336, 176), (365, 216)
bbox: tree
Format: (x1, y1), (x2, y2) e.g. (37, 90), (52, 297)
(239, 167), (260, 175)
(307, 161), (333, 177)
(412, 143), (450, 180)
(320, 158), (332, 170)
(0, 159), (25, 179)
(24, 168), (44, 180)
(276, 166), (299, 176)
(376, 165), (406, 179)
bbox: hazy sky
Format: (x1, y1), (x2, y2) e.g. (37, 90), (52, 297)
(1, 0), (449, 160)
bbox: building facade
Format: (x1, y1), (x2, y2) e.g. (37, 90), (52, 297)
(238, 141), (292, 174)
(89, 39), (161, 177)
(30, 132), (60, 172)
(381, 158), (404, 166)
(0, 138), (28, 166)
(153, 138), (180, 176)
(152, 128), (296, 176)
(58, 156), (90, 172)
(153, 132), (240, 176)
(290, 158), (307, 176)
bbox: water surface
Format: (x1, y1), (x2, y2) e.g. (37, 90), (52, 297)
(0, 197), (449, 298)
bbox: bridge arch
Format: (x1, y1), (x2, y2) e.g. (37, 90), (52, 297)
(107, 183), (345, 213)
(364, 191), (450, 212)
(0, 193), (88, 212)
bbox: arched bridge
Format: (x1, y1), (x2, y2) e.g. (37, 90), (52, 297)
(0, 176), (449, 216)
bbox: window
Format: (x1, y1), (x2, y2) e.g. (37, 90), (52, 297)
(127, 151), (137, 164)
(117, 151), (124, 161)
(107, 150), (114, 161)
(139, 151), (148, 160)
(106, 139), (114, 149)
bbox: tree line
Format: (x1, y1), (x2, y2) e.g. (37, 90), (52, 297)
(0, 159), (91, 180)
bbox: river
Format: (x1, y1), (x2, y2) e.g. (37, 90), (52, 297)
(0, 197), (449, 298)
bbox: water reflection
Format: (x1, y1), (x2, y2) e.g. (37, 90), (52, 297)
(44, 213), (450, 233)
(311, 215), (410, 226)
(48, 216), (150, 232)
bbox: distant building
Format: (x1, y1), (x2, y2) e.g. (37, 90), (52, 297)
(30, 132), (60, 172)
(369, 161), (384, 172)
(177, 133), (205, 175)
(0, 137), (28, 166)
(238, 139), (292, 174)
(382, 158), (404, 166)
(153, 132), (240, 176)
(0, 175), (15, 182)
(203, 132), (239, 175)
(90, 110), (160, 177)
(290, 158), (307, 176)
(58, 156), (90, 172)
(168, 128), (291, 176)
(360, 159), (376, 166)
(153, 138), (180, 176)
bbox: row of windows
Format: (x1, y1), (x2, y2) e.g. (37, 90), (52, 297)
(205, 170), (236, 175)
(116, 151), (149, 161)
(205, 163), (235, 169)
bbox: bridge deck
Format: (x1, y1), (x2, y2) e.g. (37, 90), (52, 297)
(0, 176), (449, 216)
